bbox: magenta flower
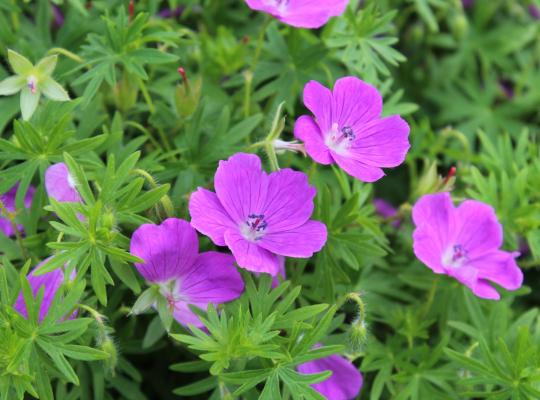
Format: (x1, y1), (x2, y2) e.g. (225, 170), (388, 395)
(0, 183), (35, 237)
(412, 192), (523, 300)
(244, 0), (349, 29)
(130, 218), (244, 327)
(45, 162), (82, 203)
(294, 77), (410, 182)
(297, 348), (363, 400)
(189, 153), (327, 276)
(14, 261), (74, 322)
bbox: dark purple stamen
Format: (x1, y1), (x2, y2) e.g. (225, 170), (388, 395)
(452, 244), (467, 262)
(341, 126), (355, 140)
(247, 214), (267, 233)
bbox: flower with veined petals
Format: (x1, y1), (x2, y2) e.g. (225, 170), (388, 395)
(45, 162), (82, 204)
(244, 0), (349, 29)
(0, 183), (35, 237)
(189, 153), (327, 276)
(294, 77), (410, 182)
(412, 192), (523, 300)
(14, 261), (76, 322)
(0, 50), (69, 120)
(130, 218), (244, 328)
(297, 346), (363, 400)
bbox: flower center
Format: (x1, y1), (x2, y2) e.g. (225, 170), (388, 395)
(27, 75), (38, 94)
(241, 214), (268, 241)
(442, 244), (468, 268)
(325, 123), (356, 154)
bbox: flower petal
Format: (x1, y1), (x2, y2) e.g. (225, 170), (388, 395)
(262, 168), (316, 232)
(214, 153), (268, 224)
(224, 230), (280, 275)
(189, 187), (236, 246)
(332, 76), (382, 131)
(20, 87), (40, 120)
(331, 153), (385, 182)
(8, 49), (34, 75)
(41, 78), (70, 101)
(14, 264), (64, 322)
(294, 115), (333, 165)
(412, 193), (456, 274)
(130, 218), (199, 283)
(297, 352), (363, 400)
(258, 220), (327, 258)
(278, 0), (349, 28)
(348, 115), (410, 167)
(0, 76), (25, 95)
(453, 200), (503, 258)
(45, 163), (82, 203)
(303, 80), (333, 132)
(469, 250), (523, 292)
(181, 251), (244, 303)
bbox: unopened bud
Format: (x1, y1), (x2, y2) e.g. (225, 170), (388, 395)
(101, 337), (118, 375)
(348, 318), (368, 354)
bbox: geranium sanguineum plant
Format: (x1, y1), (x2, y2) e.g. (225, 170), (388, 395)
(0, 50), (70, 120)
(189, 153), (327, 276)
(130, 218), (244, 328)
(294, 77), (410, 182)
(412, 192), (523, 299)
(244, 0), (349, 28)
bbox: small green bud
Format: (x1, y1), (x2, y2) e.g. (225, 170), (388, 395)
(348, 318), (369, 354)
(113, 73), (139, 112)
(174, 67), (202, 118)
(101, 337), (118, 375)
(451, 14), (469, 40)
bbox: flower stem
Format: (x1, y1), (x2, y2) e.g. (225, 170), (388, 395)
(132, 169), (175, 218)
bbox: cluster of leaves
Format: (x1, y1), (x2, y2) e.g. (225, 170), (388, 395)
(0, 0), (538, 399)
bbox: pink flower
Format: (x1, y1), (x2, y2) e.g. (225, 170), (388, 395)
(130, 218), (244, 328)
(189, 153), (327, 276)
(0, 183), (35, 237)
(297, 347), (363, 400)
(244, 0), (349, 29)
(45, 162), (82, 203)
(412, 192), (523, 300)
(294, 77), (410, 182)
(14, 261), (76, 322)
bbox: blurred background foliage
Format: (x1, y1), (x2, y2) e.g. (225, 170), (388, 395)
(0, 0), (539, 399)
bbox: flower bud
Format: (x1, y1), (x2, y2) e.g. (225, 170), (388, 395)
(450, 14), (469, 40)
(174, 68), (202, 118)
(273, 139), (306, 155)
(113, 73), (139, 112)
(101, 336), (118, 375)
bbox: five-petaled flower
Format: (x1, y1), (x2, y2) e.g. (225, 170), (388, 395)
(297, 346), (363, 400)
(189, 153), (327, 276)
(0, 183), (35, 237)
(294, 77), (410, 182)
(130, 218), (244, 328)
(14, 261), (76, 323)
(244, 0), (349, 29)
(0, 50), (70, 120)
(412, 192), (523, 300)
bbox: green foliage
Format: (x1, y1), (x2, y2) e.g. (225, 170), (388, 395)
(0, 0), (538, 399)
